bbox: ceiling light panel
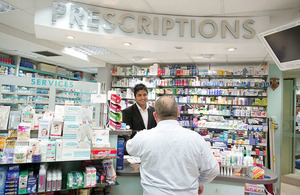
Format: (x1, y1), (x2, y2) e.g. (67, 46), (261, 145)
(68, 45), (112, 55)
(0, 1), (17, 13)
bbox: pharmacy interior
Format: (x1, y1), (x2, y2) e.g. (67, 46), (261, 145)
(1, 0), (300, 194)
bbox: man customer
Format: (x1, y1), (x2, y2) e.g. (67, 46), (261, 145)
(126, 96), (219, 195)
(122, 83), (157, 138)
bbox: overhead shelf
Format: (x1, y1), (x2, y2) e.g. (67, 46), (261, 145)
(19, 66), (55, 76)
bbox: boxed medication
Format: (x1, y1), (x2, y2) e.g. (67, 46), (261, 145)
(62, 141), (91, 160)
(38, 63), (56, 73)
(91, 147), (117, 159)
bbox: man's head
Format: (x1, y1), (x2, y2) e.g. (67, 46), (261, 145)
(134, 84), (148, 109)
(154, 96), (179, 122)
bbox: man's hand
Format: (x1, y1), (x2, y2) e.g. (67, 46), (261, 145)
(198, 185), (204, 194)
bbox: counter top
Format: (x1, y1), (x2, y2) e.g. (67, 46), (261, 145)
(117, 162), (278, 185)
(92, 128), (132, 136)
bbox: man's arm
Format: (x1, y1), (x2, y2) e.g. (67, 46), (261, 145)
(126, 131), (144, 156)
(122, 108), (133, 129)
(197, 139), (220, 185)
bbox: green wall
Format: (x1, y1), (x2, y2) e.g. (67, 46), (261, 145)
(267, 64), (283, 190)
(281, 79), (294, 175)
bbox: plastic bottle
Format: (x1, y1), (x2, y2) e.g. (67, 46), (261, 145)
(38, 164), (47, 192)
(46, 170), (52, 192)
(52, 171), (57, 191)
(56, 170), (62, 191)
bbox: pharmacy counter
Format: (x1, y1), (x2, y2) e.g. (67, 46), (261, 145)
(111, 162), (278, 195)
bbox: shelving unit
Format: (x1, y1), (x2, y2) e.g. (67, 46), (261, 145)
(111, 64), (270, 166)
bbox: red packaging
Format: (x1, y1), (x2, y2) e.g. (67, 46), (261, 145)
(109, 120), (121, 130)
(110, 103), (122, 113)
(111, 94), (121, 104)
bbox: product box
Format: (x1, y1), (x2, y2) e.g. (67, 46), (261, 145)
(0, 166), (7, 194)
(91, 147), (117, 159)
(116, 138), (125, 170)
(0, 106), (10, 129)
(55, 139), (63, 161)
(38, 63), (56, 73)
(8, 111), (21, 130)
(17, 123), (31, 142)
(7, 165), (20, 181)
(46, 141), (56, 161)
(27, 175), (37, 193)
(63, 122), (81, 140)
(92, 130), (110, 147)
(62, 141), (91, 160)
(64, 106), (82, 122)
(50, 119), (63, 139)
(18, 170), (28, 194)
(38, 119), (51, 139)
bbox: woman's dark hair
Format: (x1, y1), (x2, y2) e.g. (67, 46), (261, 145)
(134, 84), (148, 97)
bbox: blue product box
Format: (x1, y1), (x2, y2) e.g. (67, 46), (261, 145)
(0, 166), (7, 194)
(7, 165), (19, 181)
(27, 175), (37, 193)
(117, 138), (125, 170)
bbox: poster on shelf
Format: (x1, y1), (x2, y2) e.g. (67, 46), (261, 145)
(0, 106), (10, 129)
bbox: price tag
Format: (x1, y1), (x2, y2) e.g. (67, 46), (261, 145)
(91, 94), (107, 103)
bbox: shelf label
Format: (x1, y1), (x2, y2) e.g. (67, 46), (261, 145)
(91, 94), (107, 103)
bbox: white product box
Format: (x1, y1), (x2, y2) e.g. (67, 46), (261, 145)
(64, 106), (82, 122)
(62, 141), (91, 160)
(50, 119), (63, 138)
(54, 105), (65, 120)
(55, 139), (63, 161)
(92, 130), (110, 146)
(38, 119), (51, 139)
(63, 122), (81, 140)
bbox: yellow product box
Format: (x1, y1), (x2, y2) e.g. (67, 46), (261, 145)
(38, 63), (56, 73)
(0, 137), (7, 149)
(217, 70), (224, 75)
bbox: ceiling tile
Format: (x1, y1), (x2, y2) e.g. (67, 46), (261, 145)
(146, 0), (222, 16)
(72, 0), (152, 12)
(224, 0), (300, 15)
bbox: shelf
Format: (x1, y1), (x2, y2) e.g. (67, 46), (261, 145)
(180, 113), (267, 118)
(160, 75), (268, 80)
(0, 62), (16, 68)
(112, 75), (157, 78)
(112, 74), (268, 80)
(0, 156), (117, 165)
(157, 85), (267, 89)
(19, 67), (55, 76)
(1, 91), (15, 95)
(177, 102), (267, 107)
(112, 86), (156, 89)
(57, 74), (83, 80)
(157, 94), (267, 98)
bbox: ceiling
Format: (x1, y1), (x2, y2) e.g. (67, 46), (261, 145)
(0, 0), (300, 73)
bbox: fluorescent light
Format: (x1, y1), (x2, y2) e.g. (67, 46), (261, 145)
(199, 54), (214, 59)
(175, 46), (183, 49)
(68, 45), (112, 55)
(0, 1), (16, 13)
(13, 50), (40, 58)
(227, 47), (237, 51)
(133, 56), (143, 61)
(66, 35), (75, 40)
(123, 42), (132, 46)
